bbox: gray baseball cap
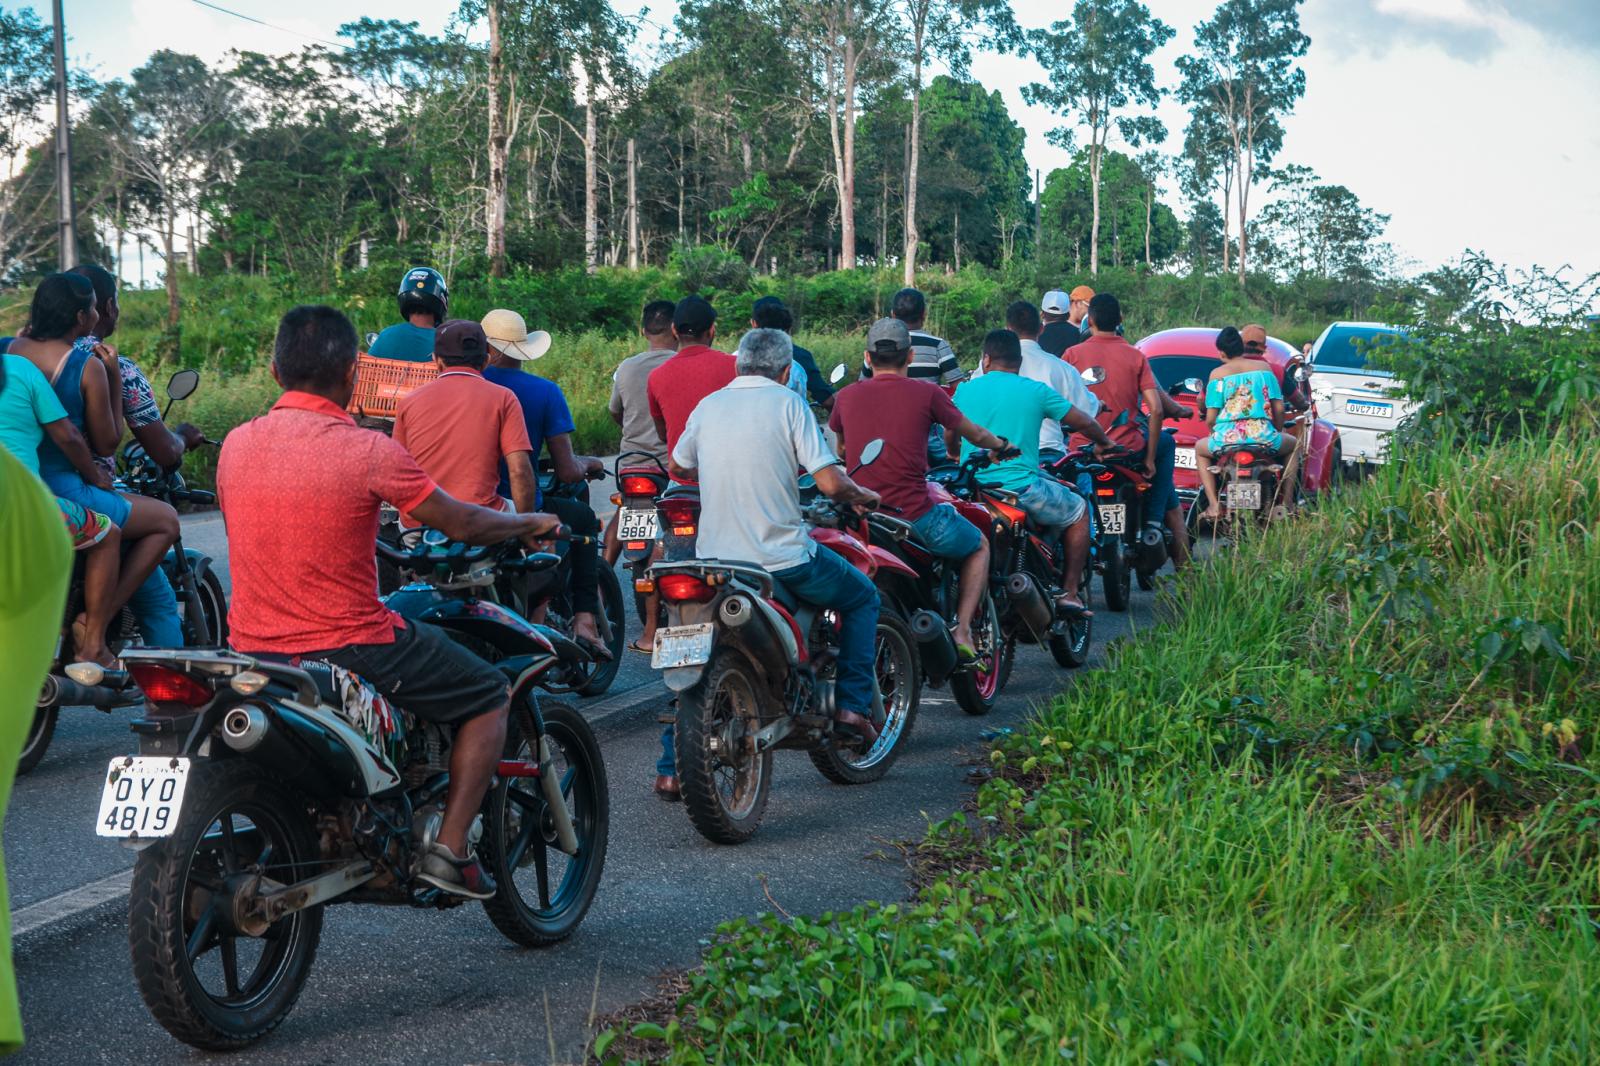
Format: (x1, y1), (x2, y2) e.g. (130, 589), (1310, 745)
(865, 317), (911, 354)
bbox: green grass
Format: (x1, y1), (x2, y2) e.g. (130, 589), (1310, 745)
(600, 427), (1600, 1064)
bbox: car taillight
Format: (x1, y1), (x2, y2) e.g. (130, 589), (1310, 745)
(128, 663), (214, 707)
(621, 475), (660, 496)
(659, 498), (699, 536)
(658, 573), (715, 603)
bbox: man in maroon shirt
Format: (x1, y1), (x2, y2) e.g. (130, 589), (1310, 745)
(829, 318), (1009, 654)
(646, 295), (737, 464)
(218, 305), (560, 900)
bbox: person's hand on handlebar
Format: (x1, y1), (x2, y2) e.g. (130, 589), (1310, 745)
(580, 455), (605, 479)
(518, 511), (563, 553)
(174, 423), (206, 450)
(987, 436), (1020, 463)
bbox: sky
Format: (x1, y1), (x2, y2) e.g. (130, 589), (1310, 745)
(27, 0), (1600, 279)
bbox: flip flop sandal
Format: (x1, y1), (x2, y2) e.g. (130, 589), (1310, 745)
(627, 639), (653, 654)
(954, 642), (980, 663)
(1056, 599), (1094, 618)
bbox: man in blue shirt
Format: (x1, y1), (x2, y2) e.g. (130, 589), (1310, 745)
(367, 267), (448, 362)
(480, 309), (610, 657)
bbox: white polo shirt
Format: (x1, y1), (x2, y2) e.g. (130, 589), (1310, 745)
(672, 375), (839, 572)
(972, 338), (1100, 454)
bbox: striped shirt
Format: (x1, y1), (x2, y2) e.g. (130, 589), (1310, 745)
(862, 330), (966, 386)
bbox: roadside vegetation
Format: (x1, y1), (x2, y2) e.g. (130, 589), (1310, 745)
(596, 294), (1600, 1062)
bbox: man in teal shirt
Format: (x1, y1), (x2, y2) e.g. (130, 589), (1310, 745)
(367, 266), (448, 362)
(950, 329), (1113, 614)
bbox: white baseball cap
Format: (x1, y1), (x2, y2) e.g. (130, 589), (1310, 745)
(480, 308), (552, 361)
(1040, 290), (1070, 315)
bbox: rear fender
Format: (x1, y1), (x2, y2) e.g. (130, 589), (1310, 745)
(867, 545), (919, 580)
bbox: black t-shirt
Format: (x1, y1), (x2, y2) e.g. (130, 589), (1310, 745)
(1038, 321), (1086, 357)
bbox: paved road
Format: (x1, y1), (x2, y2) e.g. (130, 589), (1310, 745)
(7, 507), (1160, 1064)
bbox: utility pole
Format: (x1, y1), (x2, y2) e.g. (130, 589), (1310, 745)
(52, 0), (77, 270)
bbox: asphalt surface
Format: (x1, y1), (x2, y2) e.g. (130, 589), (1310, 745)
(7, 498), (1162, 1065)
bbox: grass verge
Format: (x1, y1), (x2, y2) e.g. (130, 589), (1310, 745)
(597, 428), (1600, 1064)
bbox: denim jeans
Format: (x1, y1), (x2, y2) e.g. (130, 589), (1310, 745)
(774, 545), (880, 715)
(925, 424), (948, 465)
(1150, 430), (1179, 517)
(129, 560), (185, 648)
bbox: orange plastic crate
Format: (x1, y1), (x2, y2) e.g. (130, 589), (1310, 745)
(347, 353), (438, 420)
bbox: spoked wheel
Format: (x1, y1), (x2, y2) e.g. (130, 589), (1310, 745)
(481, 700), (609, 946)
(575, 566), (626, 697)
(128, 761), (322, 1050)
(677, 650), (773, 845)
(949, 587), (1004, 717)
(811, 612), (921, 784)
(17, 706), (57, 775)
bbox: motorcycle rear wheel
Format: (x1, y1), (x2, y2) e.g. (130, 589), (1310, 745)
(128, 760), (322, 1051)
(811, 612), (921, 784)
(481, 700), (609, 946)
(575, 565), (626, 697)
(1101, 534), (1131, 612)
(1049, 565), (1094, 669)
(17, 707), (57, 775)
(184, 567), (230, 648)
(677, 650), (773, 845)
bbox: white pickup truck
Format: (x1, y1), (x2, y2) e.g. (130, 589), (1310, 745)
(1306, 321), (1417, 466)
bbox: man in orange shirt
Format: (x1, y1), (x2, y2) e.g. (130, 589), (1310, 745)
(394, 320), (537, 522)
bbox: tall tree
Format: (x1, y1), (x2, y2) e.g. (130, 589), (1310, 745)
(1025, 0), (1172, 275)
(0, 7), (59, 280)
(1176, 0), (1309, 284)
(897, 0), (1019, 284)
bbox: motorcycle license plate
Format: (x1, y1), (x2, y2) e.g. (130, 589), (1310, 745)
(1098, 504), (1126, 535)
(95, 756), (190, 839)
(618, 507), (659, 541)
(652, 623), (714, 669)
(1175, 448), (1197, 470)
(1227, 480), (1262, 510)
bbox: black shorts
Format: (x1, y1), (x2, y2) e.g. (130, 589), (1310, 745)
(304, 621), (507, 725)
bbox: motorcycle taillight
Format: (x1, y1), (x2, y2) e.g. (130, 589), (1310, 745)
(658, 573), (715, 603)
(1235, 451), (1255, 465)
(659, 497), (700, 536)
(620, 475), (660, 496)
(127, 663), (214, 707)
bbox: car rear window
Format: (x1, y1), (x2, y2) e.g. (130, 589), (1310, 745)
(1146, 355), (1221, 394)
(1313, 326), (1404, 370)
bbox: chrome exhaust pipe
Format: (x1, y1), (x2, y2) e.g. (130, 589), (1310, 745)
(222, 705), (270, 752)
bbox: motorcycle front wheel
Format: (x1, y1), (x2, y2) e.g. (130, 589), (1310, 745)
(481, 700), (609, 946)
(17, 706), (57, 775)
(128, 760), (322, 1050)
(677, 649), (773, 845)
(575, 565), (626, 697)
(811, 611), (921, 784)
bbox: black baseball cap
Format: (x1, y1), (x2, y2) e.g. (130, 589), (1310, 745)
(673, 295), (717, 334)
(434, 319), (488, 362)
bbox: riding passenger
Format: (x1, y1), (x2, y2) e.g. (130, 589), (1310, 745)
(670, 328), (883, 752)
(971, 301), (1098, 465)
(368, 267), (448, 362)
(860, 288), (966, 462)
(1241, 323), (1306, 500)
(478, 309), (609, 658)
(1195, 326), (1296, 521)
(218, 305), (561, 899)
(647, 296), (737, 468)
(951, 330), (1114, 616)
(829, 317), (1009, 658)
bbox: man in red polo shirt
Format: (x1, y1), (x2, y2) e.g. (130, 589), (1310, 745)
(217, 305), (560, 901)
(646, 295), (736, 462)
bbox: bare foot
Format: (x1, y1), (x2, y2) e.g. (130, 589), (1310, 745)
(71, 615), (116, 667)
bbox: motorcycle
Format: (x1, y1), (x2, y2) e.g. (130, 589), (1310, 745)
(1050, 445), (1167, 611)
(611, 449), (672, 623)
(646, 440), (923, 845)
(100, 534), (608, 1050)
(1208, 415), (1305, 530)
(24, 368), (229, 775)
(930, 448), (1093, 672)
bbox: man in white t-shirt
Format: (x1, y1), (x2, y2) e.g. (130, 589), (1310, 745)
(670, 328), (884, 749)
(971, 300), (1099, 463)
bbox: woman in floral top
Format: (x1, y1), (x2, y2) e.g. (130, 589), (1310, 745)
(1194, 326), (1295, 520)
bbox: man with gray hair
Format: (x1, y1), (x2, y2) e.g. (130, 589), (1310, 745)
(669, 328), (886, 746)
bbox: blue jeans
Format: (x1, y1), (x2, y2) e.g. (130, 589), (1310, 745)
(926, 425), (948, 465)
(775, 546), (880, 715)
(1150, 430), (1179, 518)
(130, 563), (184, 648)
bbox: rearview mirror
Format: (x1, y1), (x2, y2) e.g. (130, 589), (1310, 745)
(365, 332), (379, 348)
(167, 369), (199, 401)
(829, 363), (847, 385)
(1080, 366), (1106, 385)
(856, 438), (885, 468)
(1180, 377), (1204, 394)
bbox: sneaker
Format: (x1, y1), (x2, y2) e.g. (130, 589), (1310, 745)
(417, 841), (498, 900)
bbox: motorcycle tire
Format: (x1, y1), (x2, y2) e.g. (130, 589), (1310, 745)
(186, 567), (230, 648)
(811, 611), (921, 784)
(949, 591), (1004, 717)
(481, 700), (609, 947)
(677, 649), (774, 845)
(1137, 569), (1155, 592)
(128, 760), (322, 1051)
(575, 565), (626, 697)
(17, 707), (57, 776)
(1101, 529), (1131, 613)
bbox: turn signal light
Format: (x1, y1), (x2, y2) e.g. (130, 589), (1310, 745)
(128, 663), (214, 707)
(658, 573), (715, 603)
(609, 492), (623, 506)
(634, 578), (656, 594)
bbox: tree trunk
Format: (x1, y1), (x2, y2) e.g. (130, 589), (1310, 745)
(953, 201), (961, 271)
(879, 164), (888, 266)
(839, 38), (859, 270)
(1144, 185), (1153, 266)
(1088, 141), (1102, 275)
(584, 84), (598, 272)
(902, 48), (922, 285)
(1221, 179), (1232, 274)
(485, 0), (508, 276)
(627, 137), (639, 270)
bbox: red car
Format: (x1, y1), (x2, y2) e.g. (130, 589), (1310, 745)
(1134, 328), (1342, 528)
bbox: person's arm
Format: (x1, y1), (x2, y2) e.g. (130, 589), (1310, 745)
(92, 343), (126, 443)
(42, 418), (113, 490)
(131, 420), (193, 470)
(1065, 406), (1115, 453)
(547, 432), (601, 483)
(669, 408), (701, 483)
(812, 464), (879, 510)
(77, 356), (120, 456)
(795, 346), (832, 404)
(1141, 386), (1164, 476)
(954, 416), (1005, 454)
(505, 450), (538, 514)
(407, 488), (560, 550)
(1268, 398), (1287, 431)
(608, 365), (626, 427)
(1155, 388), (1185, 420)
(647, 379), (669, 445)
(825, 401), (845, 453)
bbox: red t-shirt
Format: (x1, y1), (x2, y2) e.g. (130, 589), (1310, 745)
(646, 346), (737, 458)
(393, 368), (532, 520)
(1065, 333), (1157, 451)
(828, 374), (963, 520)
(217, 391), (438, 654)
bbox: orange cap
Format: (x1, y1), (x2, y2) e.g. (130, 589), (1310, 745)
(1069, 285), (1095, 302)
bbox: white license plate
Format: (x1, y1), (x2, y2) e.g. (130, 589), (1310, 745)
(1227, 480), (1262, 510)
(96, 756), (190, 839)
(1097, 504), (1126, 535)
(1344, 400), (1392, 418)
(618, 507), (659, 541)
(1175, 448), (1197, 470)
(652, 623), (714, 669)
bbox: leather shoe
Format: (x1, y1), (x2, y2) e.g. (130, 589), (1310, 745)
(834, 709), (881, 749)
(653, 775), (680, 802)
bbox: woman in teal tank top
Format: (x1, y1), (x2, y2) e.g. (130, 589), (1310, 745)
(1195, 326), (1296, 521)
